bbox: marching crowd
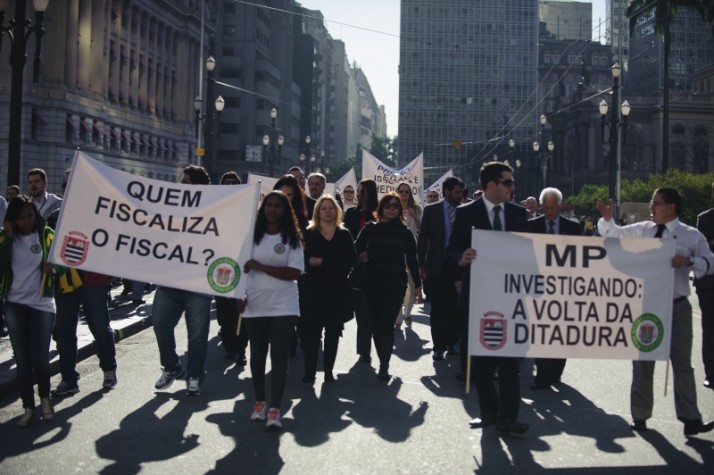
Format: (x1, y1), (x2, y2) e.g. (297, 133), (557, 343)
(1, 162), (713, 436)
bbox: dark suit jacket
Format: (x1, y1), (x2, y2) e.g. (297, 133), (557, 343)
(417, 201), (448, 275)
(695, 207), (714, 288)
(448, 198), (529, 308)
(528, 215), (582, 236)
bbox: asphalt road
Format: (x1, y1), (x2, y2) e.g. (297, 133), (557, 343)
(0, 299), (712, 474)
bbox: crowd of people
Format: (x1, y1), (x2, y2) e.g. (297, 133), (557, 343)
(1, 162), (713, 436)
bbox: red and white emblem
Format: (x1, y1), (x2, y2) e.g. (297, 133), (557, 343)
(215, 266), (233, 286)
(480, 311), (507, 351)
(60, 231), (89, 266)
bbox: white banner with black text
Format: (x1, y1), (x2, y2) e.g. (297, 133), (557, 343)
(468, 230), (675, 360)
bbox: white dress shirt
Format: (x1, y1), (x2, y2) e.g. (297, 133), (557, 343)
(598, 217), (714, 298)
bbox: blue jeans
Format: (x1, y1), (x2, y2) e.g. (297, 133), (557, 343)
(4, 302), (55, 409)
(151, 287), (212, 381)
(54, 286), (117, 383)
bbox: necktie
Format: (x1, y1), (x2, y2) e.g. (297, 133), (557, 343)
(492, 205), (502, 231)
(654, 224), (666, 238)
(448, 205), (455, 225)
(547, 221), (555, 234)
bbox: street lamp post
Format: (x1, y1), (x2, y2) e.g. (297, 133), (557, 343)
(262, 108), (284, 177)
(532, 114), (554, 191)
(599, 62), (630, 223)
(299, 135), (315, 174)
(1, 0), (50, 188)
(194, 55), (223, 174)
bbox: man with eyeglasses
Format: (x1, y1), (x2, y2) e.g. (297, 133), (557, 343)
(597, 188), (714, 437)
(449, 161), (530, 435)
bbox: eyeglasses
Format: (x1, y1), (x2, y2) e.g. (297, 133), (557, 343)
(398, 189), (410, 194)
(497, 179), (515, 187)
(383, 202), (401, 209)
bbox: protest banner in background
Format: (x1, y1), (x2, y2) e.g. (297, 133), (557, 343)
(424, 169), (454, 198)
(468, 230), (675, 361)
(49, 151), (260, 298)
(334, 168), (357, 194)
(248, 173), (278, 204)
(362, 150), (424, 203)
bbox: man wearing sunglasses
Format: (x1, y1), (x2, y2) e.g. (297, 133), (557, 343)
(449, 161), (529, 435)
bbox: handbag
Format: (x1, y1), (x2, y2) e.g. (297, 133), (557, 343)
(348, 262), (366, 291)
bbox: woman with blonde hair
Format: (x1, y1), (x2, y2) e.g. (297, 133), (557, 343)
(394, 184), (423, 330)
(302, 195), (357, 383)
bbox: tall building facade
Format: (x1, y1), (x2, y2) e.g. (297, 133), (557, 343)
(606, 0), (629, 70)
(0, 0), (216, 190)
(539, 0), (591, 42)
(398, 0), (538, 192)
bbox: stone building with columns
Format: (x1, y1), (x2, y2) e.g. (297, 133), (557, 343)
(0, 0), (216, 191)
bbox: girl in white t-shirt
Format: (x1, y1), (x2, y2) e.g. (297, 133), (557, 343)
(238, 191), (304, 430)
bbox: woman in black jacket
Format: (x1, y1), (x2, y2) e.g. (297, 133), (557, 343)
(354, 192), (422, 381)
(302, 195), (357, 383)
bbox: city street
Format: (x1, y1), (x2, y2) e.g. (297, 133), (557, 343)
(0, 299), (712, 474)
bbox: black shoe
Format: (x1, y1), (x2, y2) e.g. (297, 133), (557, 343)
(447, 345), (459, 355)
(495, 420), (529, 435)
(469, 416), (497, 428)
(302, 375), (316, 384)
(235, 354), (247, 366)
(377, 367), (390, 381)
(631, 420), (647, 432)
(121, 288), (131, 296)
(358, 355), (372, 364)
(131, 298), (145, 305)
(683, 419), (714, 436)
(530, 382), (551, 390)
(432, 350), (445, 361)
(325, 372), (336, 382)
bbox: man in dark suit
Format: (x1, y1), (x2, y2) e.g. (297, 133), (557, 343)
(695, 182), (714, 390)
(528, 187), (582, 390)
(449, 161), (529, 435)
(418, 176), (465, 361)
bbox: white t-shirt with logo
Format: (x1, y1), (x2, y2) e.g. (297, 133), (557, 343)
(8, 232), (56, 313)
(243, 232), (304, 318)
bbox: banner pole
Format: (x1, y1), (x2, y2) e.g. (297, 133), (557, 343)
(663, 360), (670, 397)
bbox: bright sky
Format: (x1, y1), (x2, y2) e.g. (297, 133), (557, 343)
(299, 1), (608, 138)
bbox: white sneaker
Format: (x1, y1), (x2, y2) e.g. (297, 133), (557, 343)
(266, 408), (282, 429)
(250, 401), (266, 421)
(186, 377), (201, 396)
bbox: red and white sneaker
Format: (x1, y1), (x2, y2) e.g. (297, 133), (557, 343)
(266, 408), (282, 430)
(250, 401), (266, 421)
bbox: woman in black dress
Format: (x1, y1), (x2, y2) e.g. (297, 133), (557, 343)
(302, 195), (357, 383)
(354, 192), (422, 381)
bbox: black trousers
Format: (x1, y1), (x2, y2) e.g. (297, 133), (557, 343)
(533, 357), (566, 386)
(215, 297), (249, 356)
(429, 267), (460, 351)
(697, 284), (714, 381)
(354, 290), (373, 358)
(365, 285), (406, 370)
(247, 316), (297, 409)
(302, 320), (341, 377)
(474, 356), (521, 422)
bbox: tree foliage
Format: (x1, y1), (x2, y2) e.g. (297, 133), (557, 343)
(566, 170), (714, 225)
